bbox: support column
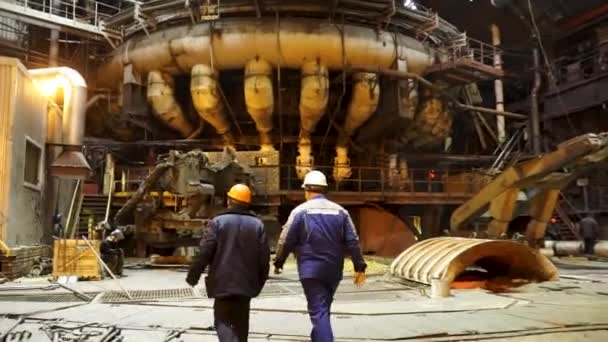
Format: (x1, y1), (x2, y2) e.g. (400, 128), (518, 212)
(525, 189), (560, 247)
(487, 188), (520, 238)
(491, 24), (506, 144)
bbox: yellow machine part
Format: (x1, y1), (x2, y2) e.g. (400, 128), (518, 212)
(450, 132), (608, 245)
(0, 240), (11, 256)
(390, 237), (558, 285)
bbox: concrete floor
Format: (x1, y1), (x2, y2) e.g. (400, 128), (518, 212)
(1, 257), (608, 341)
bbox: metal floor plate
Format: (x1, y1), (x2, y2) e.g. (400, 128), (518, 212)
(99, 288), (195, 303)
(0, 293), (92, 303)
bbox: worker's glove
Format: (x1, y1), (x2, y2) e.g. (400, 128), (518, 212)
(354, 272), (366, 287)
(186, 274), (199, 287)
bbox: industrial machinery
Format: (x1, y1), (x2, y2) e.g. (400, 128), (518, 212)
(113, 148), (253, 255)
(391, 132), (608, 287)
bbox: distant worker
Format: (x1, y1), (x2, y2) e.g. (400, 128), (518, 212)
(100, 229), (125, 276)
(579, 214), (599, 255)
(52, 212), (63, 237)
(274, 170), (367, 342)
(187, 184), (270, 342)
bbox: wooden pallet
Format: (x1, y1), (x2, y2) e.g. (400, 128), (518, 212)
(52, 239), (102, 281)
(0, 245), (51, 280)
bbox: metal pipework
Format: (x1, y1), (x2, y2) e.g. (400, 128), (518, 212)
(551, 240), (608, 257)
(297, 61), (329, 180)
(531, 48), (542, 155)
(98, 18), (434, 88)
(191, 64), (233, 144)
(334, 72), (380, 182)
(29, 67), (91, 179)
(244, 58), (274, 151)
(491, 24), (506, 144)
(147, 71), (196, 138)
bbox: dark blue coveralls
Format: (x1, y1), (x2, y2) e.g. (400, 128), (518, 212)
(187, 206), (270, 341)
(274, 195), (367, 342)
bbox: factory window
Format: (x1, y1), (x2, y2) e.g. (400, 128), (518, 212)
(24, 137), (42, 190)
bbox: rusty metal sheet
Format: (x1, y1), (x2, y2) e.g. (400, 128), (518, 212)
(390, 237), (559, 285)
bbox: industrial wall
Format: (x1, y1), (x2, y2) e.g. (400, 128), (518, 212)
(0, 57), (71, 247)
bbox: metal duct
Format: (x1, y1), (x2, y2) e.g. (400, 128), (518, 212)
(191, 64), (233, 144)
(29, 67), (91, 179)
(244, 58), (274, 151)
(334, 72), (379, 182)
(98, 18), (434, 88)
(147, 70), (196, 138)
(297, 61), (329, 180)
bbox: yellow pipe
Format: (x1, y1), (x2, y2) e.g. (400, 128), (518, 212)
(244, 58), (274, 151)
(296, 61), (329, 179)
(98, 19), (434, 87)
(334, 72), (379, 182)
(147, 71), (195, 138)
(191, 64), (234, 144)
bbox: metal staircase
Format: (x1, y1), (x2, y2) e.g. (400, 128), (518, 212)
(553, 195), (581, 240)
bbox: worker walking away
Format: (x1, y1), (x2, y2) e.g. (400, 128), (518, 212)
(100, 229), (125, 276)
(187, 184), (270, 342)
(579, 214), (599, 255)
(273, 170), (367, 342)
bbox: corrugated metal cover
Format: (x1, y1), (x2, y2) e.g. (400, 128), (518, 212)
(390, 237), (559, 285)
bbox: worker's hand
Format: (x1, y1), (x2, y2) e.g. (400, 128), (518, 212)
(186, 274), (198, 287)
(273, 267), (283, 275)
(354, 272), (366, 287)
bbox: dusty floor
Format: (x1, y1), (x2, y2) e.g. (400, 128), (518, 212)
(0, 257), (607, 341)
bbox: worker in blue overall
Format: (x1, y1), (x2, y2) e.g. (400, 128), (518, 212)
(274, 170), (367, 342)
(187, 184), (270, 341)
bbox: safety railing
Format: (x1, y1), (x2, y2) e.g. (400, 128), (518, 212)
(550, 47), (608, 89)
(251, 164), (483, 196)
(0, 0), (123, 39)
(16, 0), (121, 26)
(441, 33), (501, 68)
(107, 164), (483, 199)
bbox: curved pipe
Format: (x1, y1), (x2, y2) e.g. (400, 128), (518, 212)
(29, 67), (91, 179)
(191, 64), (233, 144)
(147, 70), (196, 138)
(244, 58), (274, 151)
(334, 72), (379, 182)
(296, 61), (329, 180)
(98, 18), (434, 87)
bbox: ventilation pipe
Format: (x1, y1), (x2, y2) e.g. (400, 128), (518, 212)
(491, 24), (506, 144)
(30, 67), (91, 179)
(191, 64), (234, 145)
(334, 73), (379, 182)
(244, 58), (274, 151)
(147, 71), (196, 138)
(297, 61), (329, 179)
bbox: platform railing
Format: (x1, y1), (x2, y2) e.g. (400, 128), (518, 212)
(108, 165), (481, 198)
(251, 164), (480, 196)
(441, 34), (501, 68)
(0, 0), (122, 38)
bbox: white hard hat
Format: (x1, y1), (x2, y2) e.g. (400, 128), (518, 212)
(302, 170), (328, 188)
(111, 229), (125, 240)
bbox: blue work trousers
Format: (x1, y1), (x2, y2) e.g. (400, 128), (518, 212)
(301, 279), (339, 342)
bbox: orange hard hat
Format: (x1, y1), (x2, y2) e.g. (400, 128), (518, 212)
(227, 184), (252, 204)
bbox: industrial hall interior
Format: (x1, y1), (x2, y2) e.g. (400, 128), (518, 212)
(1, 0), (608, 341)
